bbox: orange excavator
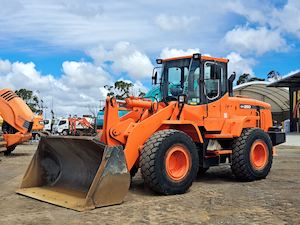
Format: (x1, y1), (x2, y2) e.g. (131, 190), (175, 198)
(0, 89), (34, 155)
(69, 117), (95, 136)
(18, 53), (285, 211)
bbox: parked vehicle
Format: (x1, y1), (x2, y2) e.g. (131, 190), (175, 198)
(52, 116), (95, 136)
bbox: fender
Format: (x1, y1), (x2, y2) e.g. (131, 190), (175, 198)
(161, 120), (203, 143)
(216, 115), (260, 138)
(123, 102), (177, 170)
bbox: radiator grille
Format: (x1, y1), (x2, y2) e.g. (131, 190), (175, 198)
(0, 90), (18, 101)
(23, 121), (33, 132)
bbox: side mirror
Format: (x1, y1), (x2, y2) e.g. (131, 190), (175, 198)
(228, 72), (236, 97)
(228, 72), (236, 83)
(152, 71), (158, 85)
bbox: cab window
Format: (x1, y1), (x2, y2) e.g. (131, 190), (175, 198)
(59, 120), (67, 125)
(184, 58), (200, 105)
(162, 58), (190, 100)
(204, 62), (226, 100)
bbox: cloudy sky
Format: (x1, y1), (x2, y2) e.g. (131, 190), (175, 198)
(0, 0), (299, 117)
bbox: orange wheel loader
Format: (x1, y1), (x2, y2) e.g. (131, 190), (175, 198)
(17, 53), (286, 211)
(0, 89), (34, 155)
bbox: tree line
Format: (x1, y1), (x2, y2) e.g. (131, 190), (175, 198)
(236, 70), (281, 85)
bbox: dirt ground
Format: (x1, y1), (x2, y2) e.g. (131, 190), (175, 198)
(0, 143), (299, 225)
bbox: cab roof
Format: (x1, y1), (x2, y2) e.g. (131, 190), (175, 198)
(162, 55), (229, 64)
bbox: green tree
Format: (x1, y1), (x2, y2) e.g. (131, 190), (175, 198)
(236, 73), (265, 85)
(104, 81), (135, 99)
(15, 88), (40, 112)
(103, 85), (115, 97)
(248, 77), (265, 82)
(236, 73), (251, 85)
(267, 70), (281, 81)
(114, 80), (133, 99)
(138, 91), (146, 98)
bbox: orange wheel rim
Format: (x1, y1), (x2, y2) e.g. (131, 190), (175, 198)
(250, 140), (268, 170)
(165, 144), (191, 181)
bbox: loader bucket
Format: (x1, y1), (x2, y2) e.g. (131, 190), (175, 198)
(17, 136), (130, 211)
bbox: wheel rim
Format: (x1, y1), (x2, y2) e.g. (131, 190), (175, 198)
(165, 144), (191, 181)
(250, 140), (268, 170)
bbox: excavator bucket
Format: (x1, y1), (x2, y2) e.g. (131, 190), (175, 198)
(17, 136), (130, 211)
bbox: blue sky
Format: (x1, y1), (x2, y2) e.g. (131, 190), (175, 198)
(0, 0), (299, 116)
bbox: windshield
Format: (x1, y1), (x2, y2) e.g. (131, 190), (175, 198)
(183, 57), (201, 105)
(160, 58), (190, 100)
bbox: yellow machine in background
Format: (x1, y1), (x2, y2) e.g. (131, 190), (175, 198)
(31, 113), (47, 140)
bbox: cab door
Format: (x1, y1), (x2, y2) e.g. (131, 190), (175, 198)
(202, 61), (227, 130)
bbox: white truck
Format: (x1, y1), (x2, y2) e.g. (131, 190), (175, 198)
(43, 118), (57, 133)
(52, 117), (95, 136)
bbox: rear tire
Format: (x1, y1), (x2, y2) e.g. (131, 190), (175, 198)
(231, 128), (273, 181)
(4, 145), (16, 156)
(197, 167), (209, 176)
(2, 121), (17, 156)
(140, 129), (199, 195)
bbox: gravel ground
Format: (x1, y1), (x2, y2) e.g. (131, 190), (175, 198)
(0, 143), (299, 225)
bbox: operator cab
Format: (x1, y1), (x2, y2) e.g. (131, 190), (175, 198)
(153, 53), (232, 105)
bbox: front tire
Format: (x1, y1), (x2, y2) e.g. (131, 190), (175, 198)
(231, 128), (273, 181)
(140, 129), (199, 195)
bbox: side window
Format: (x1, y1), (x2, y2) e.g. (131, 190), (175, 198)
(204, 62), (225, 100)
(183, 58), (201, 105)
(168, 67), (181, 84)
(59, 120), (67, 125)
(168, 67), (184, 98)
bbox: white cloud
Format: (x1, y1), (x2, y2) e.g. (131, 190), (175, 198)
(62, 0), (103, 19)
(0, 0), (298, 57)
(155, 14), (198, 31)
(61, 61), (110, 89)
(225, 0), (300, 39)
(159, 48), (201, 59)
(0, 59), (11, 73)
(272, 0), (300, 38)
(1, 0), (300, 116)
(224, 26), (289, 55)
(159, 48), (255, 77)
(226, 52), (256, 76)
(0, 0), (238, 53)
(0, 58), (148, 117)
(88, 42), (153, 79)
(224, 0), (273, 25)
